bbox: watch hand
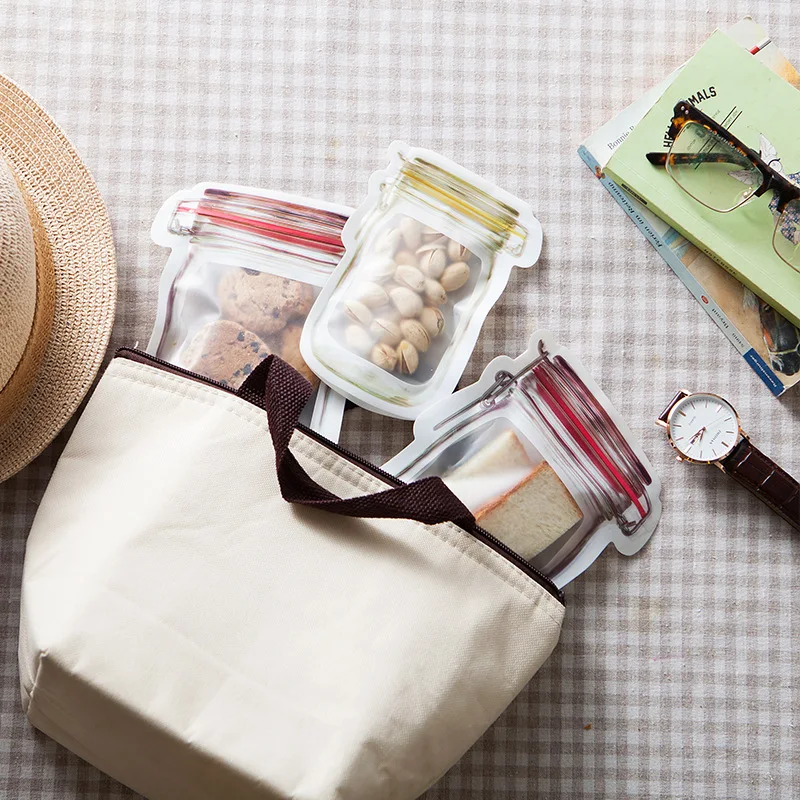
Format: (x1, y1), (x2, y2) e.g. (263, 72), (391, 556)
(704, 418), (728, 431)
(689, 427), (706, 444)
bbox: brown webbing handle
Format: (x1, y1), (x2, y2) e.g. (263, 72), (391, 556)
(238, 356), (475, 527)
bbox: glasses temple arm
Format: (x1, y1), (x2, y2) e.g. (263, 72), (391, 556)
(645, 151), (754, 168)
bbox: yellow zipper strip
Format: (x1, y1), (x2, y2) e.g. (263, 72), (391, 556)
(397, 157), (527, 250)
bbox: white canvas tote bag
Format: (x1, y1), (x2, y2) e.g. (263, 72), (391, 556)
(19, 350), (564, 800)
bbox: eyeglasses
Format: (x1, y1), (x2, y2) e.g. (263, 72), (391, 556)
(646, 100), (800, 273)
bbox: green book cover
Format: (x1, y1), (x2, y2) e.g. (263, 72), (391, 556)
(605, 30), (800, 329)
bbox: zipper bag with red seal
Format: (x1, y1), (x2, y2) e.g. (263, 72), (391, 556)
(383, 331), (663, 587)
(148, 183), (352, 441)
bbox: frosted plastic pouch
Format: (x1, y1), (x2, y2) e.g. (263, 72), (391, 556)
(384, 332), (663, 587)
(301, 142), (543, 419)
(148, 183), (351, 441)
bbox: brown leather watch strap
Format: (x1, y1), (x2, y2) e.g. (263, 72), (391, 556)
(721, 438), (800, 531)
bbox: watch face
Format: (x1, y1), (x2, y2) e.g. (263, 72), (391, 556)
(668, 393), (739, 463)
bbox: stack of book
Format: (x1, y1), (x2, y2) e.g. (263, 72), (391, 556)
(579, 17), (800, 396)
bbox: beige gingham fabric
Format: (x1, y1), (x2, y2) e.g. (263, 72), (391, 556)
(1, 1), (799, 797)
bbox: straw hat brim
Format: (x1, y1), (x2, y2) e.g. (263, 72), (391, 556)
(0, 74), (116, 483)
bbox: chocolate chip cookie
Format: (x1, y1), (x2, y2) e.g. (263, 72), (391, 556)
(180, 319), (271, 388)
(218, 268), (315, 337)
(279, 321), (319, 388)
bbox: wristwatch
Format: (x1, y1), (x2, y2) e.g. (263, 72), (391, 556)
(656, 390), (800, 532)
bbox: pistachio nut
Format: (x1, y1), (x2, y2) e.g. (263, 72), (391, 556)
(415, 241), (446, 255)
(343, 298), (373, 327)
(355, 281), (389, 309)
(344, 324), (374, 356)
(394, 264), (426, 293)
(369, 316), (402, 346)
(394, 249), (418, 267)
(447, 240), (471, 261)
(420, 224), (442, 242)
(365, 255), (397, 282)
(419, 306), (445, 338)
(399, 217), (422, 250)
(422, 278), (447, 307)
(440, 261), (470, 292)
(370, 342), (398, 372)
(374, 227), (401, 256)
(396, 340), (420, 375)
(417, 246), (447, 279)
(389, 286), (424, 318)
(399, 318), (431, 353)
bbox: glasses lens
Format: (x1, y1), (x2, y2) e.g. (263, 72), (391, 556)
(773, 198), (800, 272)
(666, 121), (761, 212)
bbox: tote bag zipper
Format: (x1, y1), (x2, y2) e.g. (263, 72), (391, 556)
(116, 348), (563, 603)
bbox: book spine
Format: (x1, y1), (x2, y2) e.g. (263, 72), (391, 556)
(577, 145), (785, 397)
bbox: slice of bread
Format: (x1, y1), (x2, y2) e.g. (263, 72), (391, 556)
(447, 429), (533, 479)
(443, 430), (537, 512)
(476, 461), (583, 560)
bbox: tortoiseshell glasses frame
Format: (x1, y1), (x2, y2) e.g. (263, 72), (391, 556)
(646, 100), (800, 272)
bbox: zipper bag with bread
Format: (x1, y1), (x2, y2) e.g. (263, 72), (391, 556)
(384, 332), (662, 587)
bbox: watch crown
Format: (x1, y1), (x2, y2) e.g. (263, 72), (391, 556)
(675, 455), (684, 463)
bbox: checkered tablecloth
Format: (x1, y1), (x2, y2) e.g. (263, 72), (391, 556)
(2, 1), (799, 797)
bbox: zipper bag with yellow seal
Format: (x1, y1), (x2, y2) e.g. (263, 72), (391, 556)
(301, 142), (543, 419)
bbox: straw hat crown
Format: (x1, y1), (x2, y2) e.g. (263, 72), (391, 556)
(0, 72), (117, 482)
(0, 159), (37, 390)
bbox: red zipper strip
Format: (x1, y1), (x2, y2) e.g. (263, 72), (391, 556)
(177, 202), (346, 255)
(533, 364), (645, 517)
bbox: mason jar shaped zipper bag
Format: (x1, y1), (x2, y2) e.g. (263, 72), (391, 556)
(148, 183), (351, 440)
(384, 332), (663, 587)
(300, 143), (543, 419)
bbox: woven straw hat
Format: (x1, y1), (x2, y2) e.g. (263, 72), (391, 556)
(0, 74), (116, 483)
